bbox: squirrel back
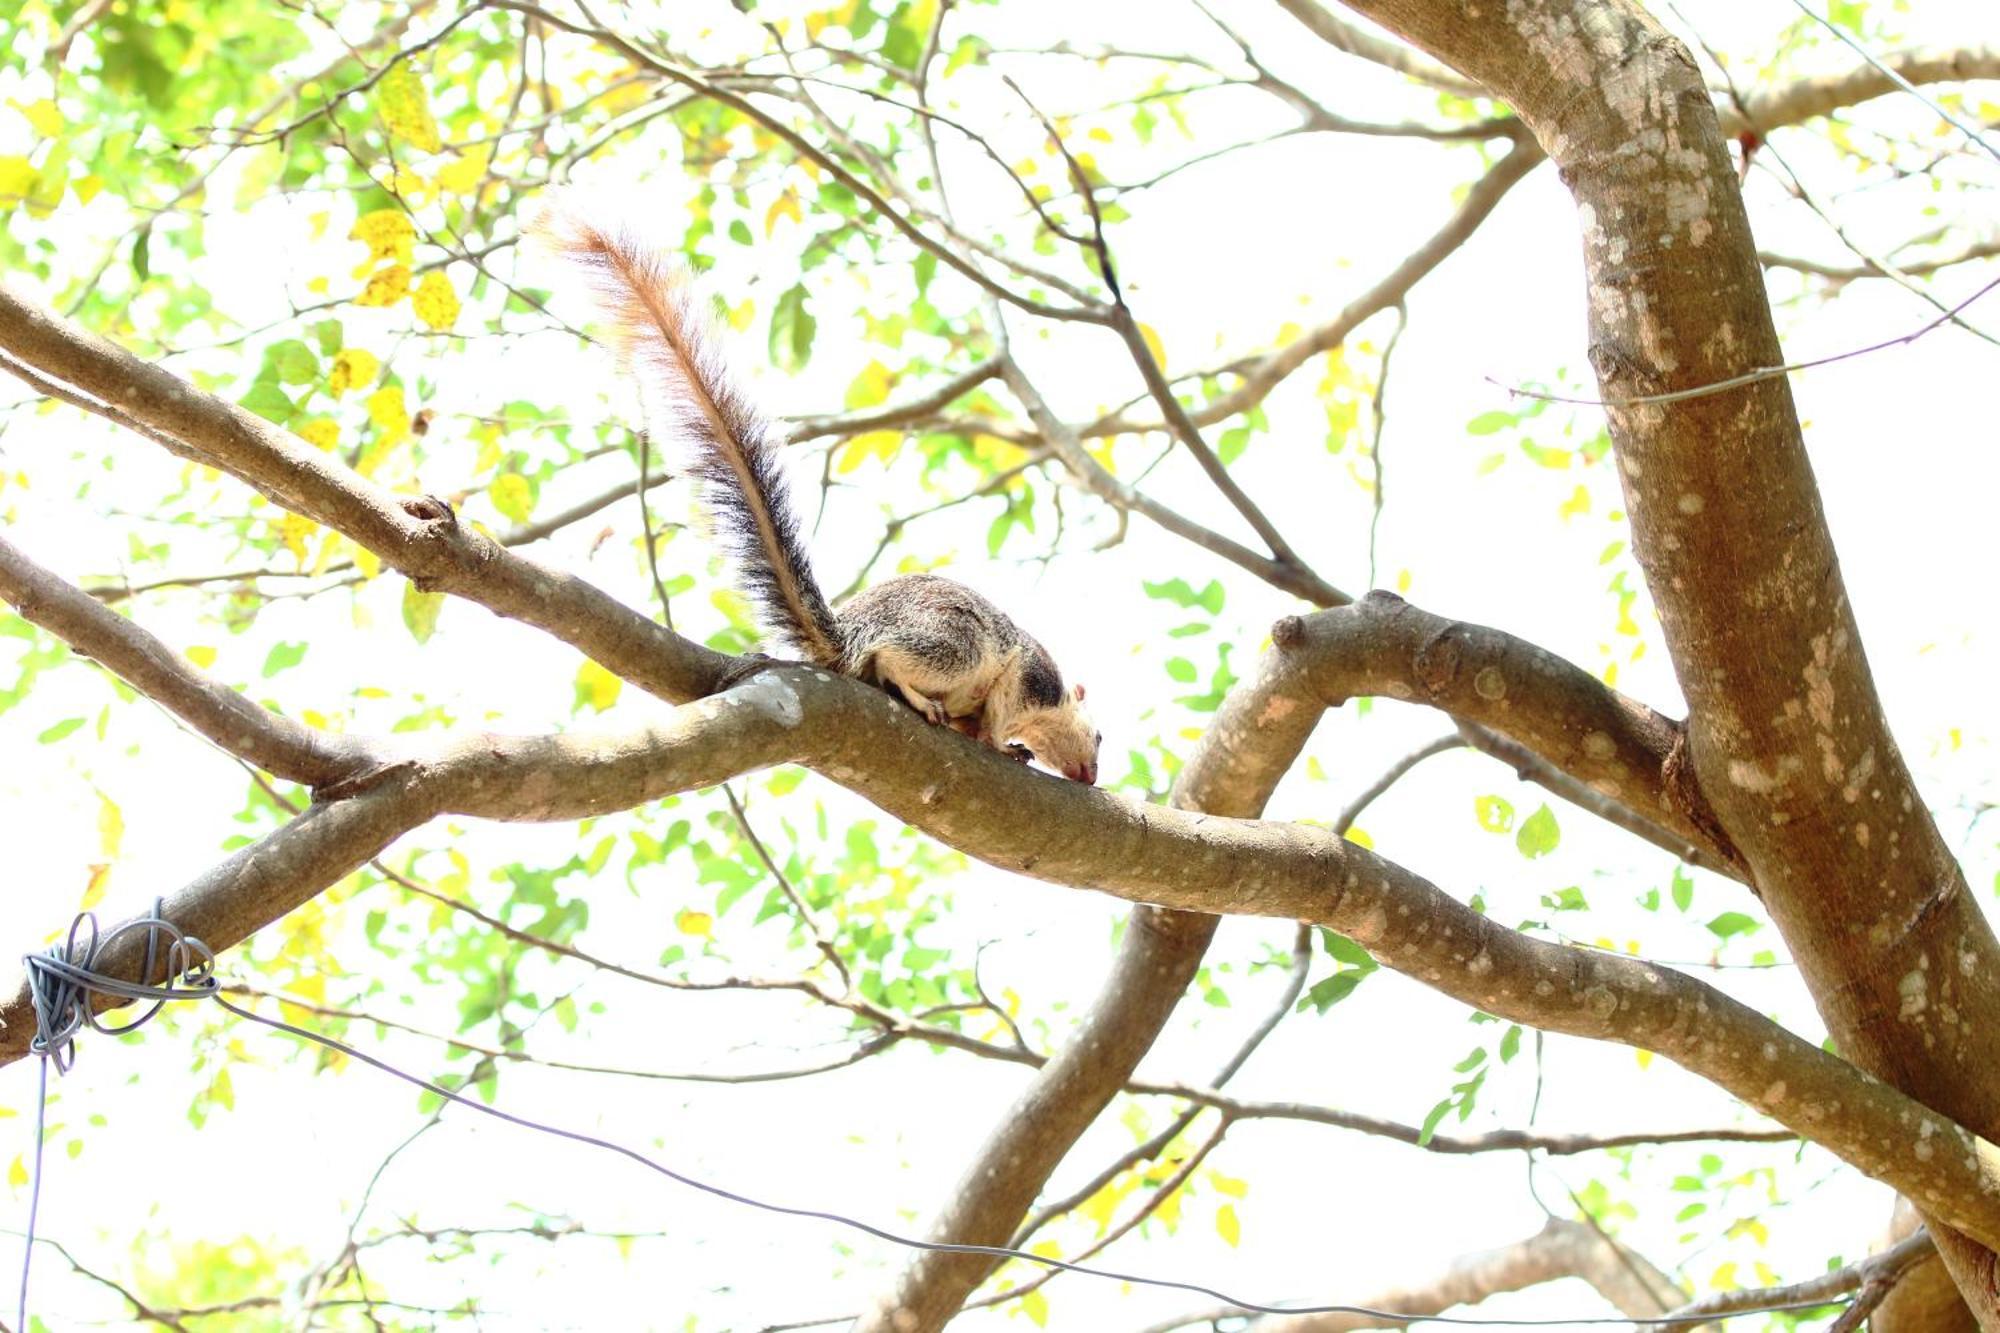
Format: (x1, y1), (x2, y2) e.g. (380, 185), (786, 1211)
(531, 205), (846, 670)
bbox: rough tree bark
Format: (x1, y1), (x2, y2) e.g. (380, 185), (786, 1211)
(1326, 0), (2000, 1323)
(3, 4), (1998, 1326)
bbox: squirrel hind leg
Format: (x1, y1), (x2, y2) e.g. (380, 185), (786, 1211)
(890, 678), (951, 727)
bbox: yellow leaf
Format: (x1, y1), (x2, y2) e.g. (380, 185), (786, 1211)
(1207, 1169), (1249, 1200)
(296, 417), (339, 451)
(1019, 1288), (1049, 1326)
(355, 264), (412, 308)
(435, 144), (492, 194)
(302, 708), (329, 730)
(1136, 322), (1167, 372)
(79, 863), (110, 911)
(836, 430), (902, 473)
(349, 209), (416, 268)
(1215, 1202), (1241, 1247)
(279, 512), (318, 564)
(1344, 826), (1373, 849)
(353, 544), (382, 579)
(1558, 484), (1590, 519)
(970, 432), (1028, 469)
(764, 188), (802, 237)
(184, 645), (217, 668)
(71, 173), (102, 205)
(846, 360), (893, 410)
(96, 791), (123, 858)
(575, 657), (623, 712)
(412, 270), (460, 331)
(1087, 126), (1113, 143)
(491, 472), (533, 524)
(377, 61), (442, 152)
(0, 157), (34, 202)
(307, 275), (330, 294)
(8, 1155), (26, 1189)
(1395, 568), (1412, 593)
(676, 908), (713, 938)
(1635, 1048), (1654, 1070)
(12, 99), (61, 137)
(328, 347), (380, 397)
(366, 385), (408, 434)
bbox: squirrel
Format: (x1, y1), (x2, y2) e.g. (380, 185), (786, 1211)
(533, 205), (1102, 784)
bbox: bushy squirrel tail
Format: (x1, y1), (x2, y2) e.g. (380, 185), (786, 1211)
(532, 203), (846, 669)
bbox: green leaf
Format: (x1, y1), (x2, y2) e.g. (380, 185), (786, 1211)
(1164, 656), (1198, 683)
(1299, 971), (1365, 1014)
(1142, 577), (1224, 614)
(1474, 794), (1514, 833)
(1316, 927), (1377, 971)
(261, 640), (307, 678)
(1498, 1024), (1522, 1063)
(403, 584), (444, 644)
(37, 717), (85, 744)
(262, 339), (318, 385)
(1515, 804), (1560, 858)
(1707, 911), (1761, 940)
(1418, 1096), (1453, 1146)
(237, 380), (296, 425)
(1465, 410), (1513, 435)
(1671, 865), (1694, 913)
(769, 283), (816, 373)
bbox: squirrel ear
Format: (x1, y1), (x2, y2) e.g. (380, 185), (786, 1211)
(1073, 682), (1086, 702)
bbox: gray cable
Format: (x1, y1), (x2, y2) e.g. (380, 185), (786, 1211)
(18, 912), (1855, 1329)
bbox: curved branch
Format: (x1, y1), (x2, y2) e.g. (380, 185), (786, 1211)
(11, 662), (2000, 1247)
(1288, 593), (1748, 880)
(856, 579), (1336, 1330)
(0, 534), (373, 787)
(1720, 45), (2000, 138)
(0, 283), (734, 706)
(1327, 0), (2000, 1316)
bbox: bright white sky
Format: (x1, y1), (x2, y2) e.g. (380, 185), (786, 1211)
(2, 0), (1999, 1329)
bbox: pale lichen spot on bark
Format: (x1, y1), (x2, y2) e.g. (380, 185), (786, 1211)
(1854, 822), (1870, 848)
(1473, 666), (1507, 701)
(1675, 492), (1704, 515)
(736, 672), (804, 728)
(1760, 1080), (1787, 1106)
(1727, 755), (1798, 793)
(1840, 746), (1876, 803)
(1899, 966), (1929, 1020)
(1257, 694), (1299, 725)
(1581, 730), (1617, 760)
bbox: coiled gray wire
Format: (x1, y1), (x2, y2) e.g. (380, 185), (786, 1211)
(16, 910), (1855, 1330)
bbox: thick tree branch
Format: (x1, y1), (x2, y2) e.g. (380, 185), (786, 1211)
(1325, 0), (2000, 1318)
(1286, 593), (1748, 879)
(10, 662), (2000, 1246)
(1719, 45), (2000, 139)
(0, 533), (374, 787)
(856, 576), (1336, 1330)
(0, 283), (734, 706)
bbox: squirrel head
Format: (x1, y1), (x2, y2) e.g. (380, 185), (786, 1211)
(1009, 681), (1100, 785)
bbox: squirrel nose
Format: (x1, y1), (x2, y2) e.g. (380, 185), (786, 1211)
(1069, 761), (1097, 785)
